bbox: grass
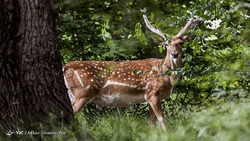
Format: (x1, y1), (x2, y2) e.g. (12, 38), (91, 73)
(2, 98), (250, 141)
(82, 98), (250, 141)
(87, 98), (250, 141)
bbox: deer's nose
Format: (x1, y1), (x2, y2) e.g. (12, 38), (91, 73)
(171, 51), (179, 58)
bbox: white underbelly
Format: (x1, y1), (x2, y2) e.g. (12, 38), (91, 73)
(91, 93), (146, 107)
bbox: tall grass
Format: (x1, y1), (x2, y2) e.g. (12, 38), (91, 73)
(2, 98), (249, 140)
(86, 99), (250, 141)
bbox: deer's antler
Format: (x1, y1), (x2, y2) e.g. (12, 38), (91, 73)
(176, 17), (203, 38)
(143, 15), (167, 41)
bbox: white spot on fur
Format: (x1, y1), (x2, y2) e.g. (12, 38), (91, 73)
(130, 85), (137, 88)
(86, 85), (91, 90)
(103, 80), (148, 90)
(68, 90), (75, 104)
(144, 94), (148, 101)
(63, 75), (75, 104)
(74, 70), (84, 87)
(63, 74), (69, 89)
(103, 80), (131, 88)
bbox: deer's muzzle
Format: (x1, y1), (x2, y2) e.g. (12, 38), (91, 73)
(171, 51), (179, 58)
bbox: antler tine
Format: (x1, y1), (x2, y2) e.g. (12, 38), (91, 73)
(176, 17), (203, 38)
(143, 15), (167, 41)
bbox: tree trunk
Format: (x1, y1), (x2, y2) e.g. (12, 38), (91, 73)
(0, 0), (73, 131)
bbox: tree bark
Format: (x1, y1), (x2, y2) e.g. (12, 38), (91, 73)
(0, 0), (73, 131)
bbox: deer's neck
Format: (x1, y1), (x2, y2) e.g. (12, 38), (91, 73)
(162, 54), (182, 85)
(162, 53), (182, 70)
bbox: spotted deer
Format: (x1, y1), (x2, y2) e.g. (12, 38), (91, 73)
(63, 15), (202, 131)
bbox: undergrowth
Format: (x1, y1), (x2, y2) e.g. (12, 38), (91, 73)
(85, 98), (250, 141)
(2, 97), (249, 141)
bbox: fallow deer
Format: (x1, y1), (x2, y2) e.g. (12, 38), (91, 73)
(63, 15), (202, 131)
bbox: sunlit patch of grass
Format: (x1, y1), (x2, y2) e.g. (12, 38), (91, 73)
(188, 101), (250, 141)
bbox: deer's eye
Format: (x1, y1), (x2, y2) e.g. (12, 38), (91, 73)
(179, 41), (184, 46)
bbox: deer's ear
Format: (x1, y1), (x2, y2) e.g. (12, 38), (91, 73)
(152, 36), (165, 44)
(181, 34), (196, 42)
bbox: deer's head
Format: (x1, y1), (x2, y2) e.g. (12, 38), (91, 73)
(143, 15), (202, 70)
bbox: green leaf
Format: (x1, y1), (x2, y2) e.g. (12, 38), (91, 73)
(184, 62), (190, 69)
(227, 34), (232, 41)
(159, 45), (163, 53)
(135, 23), (145, 42)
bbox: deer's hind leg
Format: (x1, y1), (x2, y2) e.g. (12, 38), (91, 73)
(72, 88), (96, 112)
(64, 68), (96, 113)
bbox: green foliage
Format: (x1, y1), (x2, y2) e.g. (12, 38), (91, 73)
(59, 0), (158, 62)
(162, 0), (250, 104)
